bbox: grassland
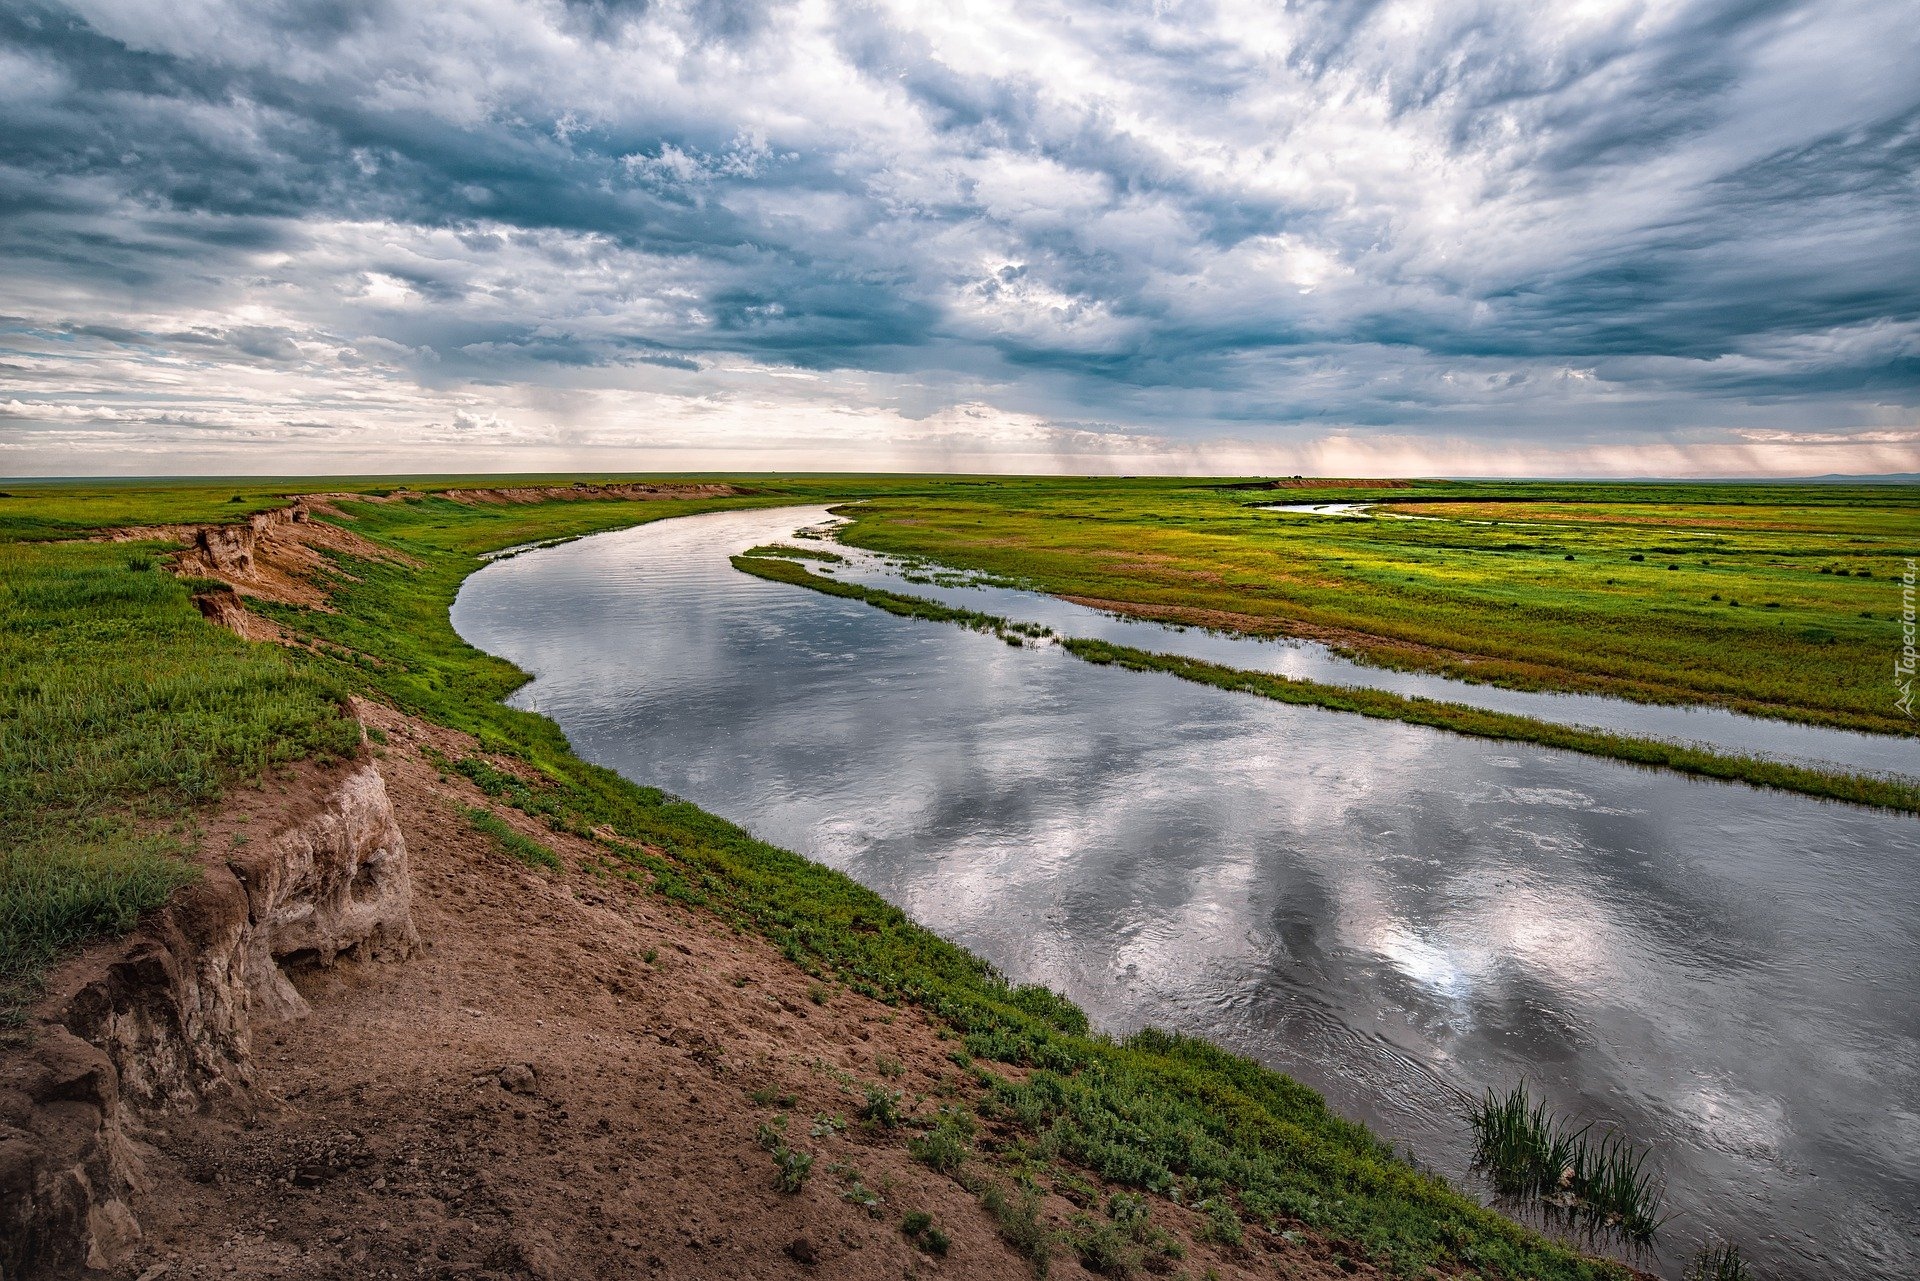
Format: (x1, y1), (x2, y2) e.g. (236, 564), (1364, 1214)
(0, 473), (749, 540)
(0, 476), (1645, 1279)
(830, 477), (1919, 736)
(0, 537), (361, 1018)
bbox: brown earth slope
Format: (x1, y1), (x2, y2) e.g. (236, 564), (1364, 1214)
(53, 699), (1372, 1281)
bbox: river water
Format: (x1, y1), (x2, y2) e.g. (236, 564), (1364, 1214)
(452, 506), (1920, 1279)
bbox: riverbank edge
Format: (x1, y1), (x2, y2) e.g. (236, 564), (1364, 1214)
(730, 550), (1920, 815)
(16, 693), (1438, 1281)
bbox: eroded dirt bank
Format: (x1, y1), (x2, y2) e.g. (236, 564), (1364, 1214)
(3, 743), (417, 1278)
(10, 696), (1375, 1281)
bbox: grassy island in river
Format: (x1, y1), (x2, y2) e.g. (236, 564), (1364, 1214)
(828, 477), (1918, 737)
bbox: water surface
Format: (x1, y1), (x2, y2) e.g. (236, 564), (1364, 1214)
(454, 506), (1920, 1280)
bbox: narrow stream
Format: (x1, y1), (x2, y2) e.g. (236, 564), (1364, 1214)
(452, 506), (1920, 1280)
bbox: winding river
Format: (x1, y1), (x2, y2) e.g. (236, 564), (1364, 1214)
(452, 506), (1920, 1280)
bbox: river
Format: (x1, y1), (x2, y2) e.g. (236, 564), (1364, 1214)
(452, 505), (1920, 1279)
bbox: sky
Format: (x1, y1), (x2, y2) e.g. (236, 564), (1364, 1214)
(1, 0), (1916, 478)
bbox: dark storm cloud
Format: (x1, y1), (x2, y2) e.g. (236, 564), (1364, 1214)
(0, 0), (1915, 473)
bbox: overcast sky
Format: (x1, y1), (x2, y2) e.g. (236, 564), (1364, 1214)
(2, 0), (1916, 477)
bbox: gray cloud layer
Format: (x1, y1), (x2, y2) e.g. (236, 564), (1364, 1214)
(1, 0), (1916, 474)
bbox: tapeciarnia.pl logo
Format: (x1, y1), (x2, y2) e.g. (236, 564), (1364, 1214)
(1899, 558), (1916, 718)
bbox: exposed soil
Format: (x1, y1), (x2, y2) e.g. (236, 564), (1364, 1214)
(427, 482), (740, 506)
(100, 483), (741, 613)
(78, 700), (1373, 1281)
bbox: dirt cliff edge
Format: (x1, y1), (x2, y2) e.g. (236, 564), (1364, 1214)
(1, 753), (415, 1276)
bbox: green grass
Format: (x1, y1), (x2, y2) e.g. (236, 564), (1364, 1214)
(463, 806), (561, 871)
(0, 539), (360, 1017)
(1062, 640), (1918, 812)
(730, 551), (1025, 636)
(981, 1182), (1055, 1274)
(1469, 1084), (1664, 1243)
(731, 551), (1919, 813)
(740, 543), (846, 563)
(832, 477), (1918, 735)
(0, 835), (199, 1023)
(907, 1106), (976, 1173)
(0, 472), (776, 541)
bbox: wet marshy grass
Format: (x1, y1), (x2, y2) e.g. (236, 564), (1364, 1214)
(1469, 1083), (1665, 1244)
(1063, 638), (1918, 812)
(1686, 1239), (1751, 1281)
(730, 551), (1056, 648)
(739, 543), (845, 564)
(835, 478), (1920, 737)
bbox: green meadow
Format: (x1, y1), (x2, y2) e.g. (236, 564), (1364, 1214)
(0, 537), (361, 1017)
(0, 474), (1682, 1279)
(831, 478), (1918, 736)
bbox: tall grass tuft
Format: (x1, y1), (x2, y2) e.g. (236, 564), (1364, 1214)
(463, 806), (562, 870)
(981, 1183), (1053, 1274)
(1469, 1083), (1665, 1243)
(1685, 1239), (1750, 1281)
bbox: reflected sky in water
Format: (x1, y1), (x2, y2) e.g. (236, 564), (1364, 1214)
(453, 507), (1920, 1280)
